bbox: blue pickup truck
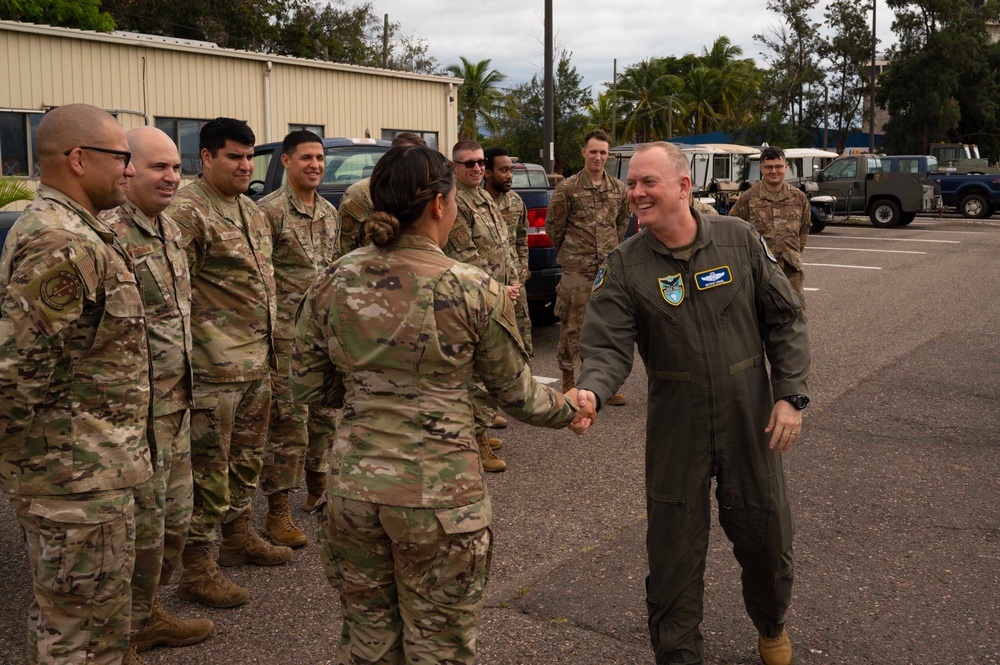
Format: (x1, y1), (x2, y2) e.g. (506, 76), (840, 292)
(880, 154), (1000, 218)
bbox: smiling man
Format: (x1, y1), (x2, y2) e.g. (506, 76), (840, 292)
(167, 118), (289, 610)
(545, 129), (630, 403)
(729, 146), (812, 299)
(576, 142), (810, 665)
(110, 126), (214, 661)
(257, 131), (341, 544)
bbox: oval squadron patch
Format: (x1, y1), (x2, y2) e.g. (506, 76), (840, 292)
(40, 271), (82, 310)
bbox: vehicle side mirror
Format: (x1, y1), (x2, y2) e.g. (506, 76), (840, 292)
(815, 170), (824, 183)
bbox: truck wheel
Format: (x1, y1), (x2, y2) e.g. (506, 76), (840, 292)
(869, 199), (901, 227)
(960, 193), (990, 219)
(899, 212), (917, 225)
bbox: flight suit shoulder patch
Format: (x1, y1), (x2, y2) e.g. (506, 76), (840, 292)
(591, 263), (609, 298)
(760, 234), (778, 264)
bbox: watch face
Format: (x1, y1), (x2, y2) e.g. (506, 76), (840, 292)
(785, 395), (809, 409)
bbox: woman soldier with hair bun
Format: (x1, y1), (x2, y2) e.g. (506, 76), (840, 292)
(291, 145), (595, 664)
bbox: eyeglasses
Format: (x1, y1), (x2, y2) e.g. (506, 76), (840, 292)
(761, 164), (786, 172)
(64, 146), (132, 168)
(456, 159), (486, 169)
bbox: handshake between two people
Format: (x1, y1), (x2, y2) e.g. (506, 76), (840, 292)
(564, 388), (598, 435)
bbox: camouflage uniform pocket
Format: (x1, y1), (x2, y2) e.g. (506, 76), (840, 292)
(29, 491), (135, 598)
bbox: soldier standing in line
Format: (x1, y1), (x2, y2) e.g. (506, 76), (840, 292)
(257, 130), (341, 546)
(337, 132), (426, 256)
(483, 146), (533, 356)
(291, 145), (595, 665)
(445, 139), (521, 472)
(0, 104), (151, 664)
(109, 127), (214, 663)
(729, 146), (812, 299)
(167, 118), (291, 610)
(546, 129), (631, 403)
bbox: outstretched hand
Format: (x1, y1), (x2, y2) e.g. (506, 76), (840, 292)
(565, 388), (598, 435)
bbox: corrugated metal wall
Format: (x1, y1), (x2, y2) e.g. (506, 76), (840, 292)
(1, 20), (458, 147)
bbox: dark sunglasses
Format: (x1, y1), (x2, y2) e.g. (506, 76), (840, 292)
(64, 146), (132, 168)
(456, 159), (486, 169)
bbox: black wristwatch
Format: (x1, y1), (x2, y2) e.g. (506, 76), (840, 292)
(781, 395), (810, 410)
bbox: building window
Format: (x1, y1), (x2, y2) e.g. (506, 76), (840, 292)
(155, 117), (211, 175)
(381, 129), (439, 151)
(1, 111), (44, 177)
(289, 124), (324, 137)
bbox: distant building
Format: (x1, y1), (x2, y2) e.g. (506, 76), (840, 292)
(1, 20), (460, 198)
(861, 57), (891, 137)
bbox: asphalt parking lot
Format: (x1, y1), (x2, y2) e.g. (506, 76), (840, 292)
(1, 215), (998, 664)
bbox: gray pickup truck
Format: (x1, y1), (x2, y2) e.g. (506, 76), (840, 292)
(813, 154), (942, 227)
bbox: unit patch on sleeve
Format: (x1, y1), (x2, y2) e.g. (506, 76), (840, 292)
(760, 235), (778, 264)
(658, 274), (684, 306)
(694, 266), (732, 291)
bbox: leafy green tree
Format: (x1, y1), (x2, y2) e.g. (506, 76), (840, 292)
(821, 0), (872, 153)
(879, 0), (1000, 157)
(447, 57), (507, 140)
(0, 176), (34, 209)
(1, 0), (115, 31)
(614, 58), (683, 143)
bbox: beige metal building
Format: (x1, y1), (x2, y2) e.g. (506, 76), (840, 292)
(1, 19), (460, 187)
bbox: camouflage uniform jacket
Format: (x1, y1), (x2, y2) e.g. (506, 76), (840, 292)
(0, 186), (152, 495)
(729, 181), (811, 273)
(445, 182), (515, 286)
(110, 201), (194, 417)
(546, 170), (630, 277)
(259, 182), (341, 340)
(167, 177), (276, 382)
(495, 189), (529, 284)
(291, 233), (577, 510)
(337, 178), (372, 256)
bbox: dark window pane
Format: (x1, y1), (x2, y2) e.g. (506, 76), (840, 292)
(0, 112), (29, 176)
(179, 120), (202, 175)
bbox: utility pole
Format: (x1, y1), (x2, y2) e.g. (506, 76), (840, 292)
(667, 96), (673, 141)
(543, 0), (554, 174)
(383, 14), (389, 69)
(868, 0), (876, 153)
(611, 59), (616, 146)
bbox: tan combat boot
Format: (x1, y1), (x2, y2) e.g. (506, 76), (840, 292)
(176, 544), (249, 608)
(302, 470), (326, 513)
(758, 628), (792, 665)
(490, 413), (508, 429)
(562, 370), (575, 393)
(131, 597), (214, 652)
(121, 645), (145, 665)
(477, 432), (507, 472)
(264, 491), (308, 547)
(219, 512), (293, 566)
(607, 391), (628, 406)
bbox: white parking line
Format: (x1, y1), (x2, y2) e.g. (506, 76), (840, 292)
(804, 287), (820, 292)
(824, 235), (959, 244)
(805, 263), (882, 270)
(807, 247), (926, 254)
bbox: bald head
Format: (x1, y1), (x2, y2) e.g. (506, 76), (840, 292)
(126, 127), (182, 217)
(34, 104), (133, 216)
(36, 104), (122, 164)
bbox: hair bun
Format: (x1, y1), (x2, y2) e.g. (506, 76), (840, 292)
(366, 211), (401, 247)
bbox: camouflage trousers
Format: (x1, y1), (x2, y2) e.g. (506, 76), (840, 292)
(9, 488), (136, 665)
(318, 495), (493, 665)
(261, 338), (336, 493)
(130, 409), (193, 633)
(555, 270), (596, 375)
(187, 377), (271, 545)
(514, 287), (533, 356)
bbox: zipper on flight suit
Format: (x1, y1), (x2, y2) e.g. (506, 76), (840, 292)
(679, 256), (720, 476)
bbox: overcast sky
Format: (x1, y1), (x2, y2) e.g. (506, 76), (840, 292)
(376, 0), (898, 94)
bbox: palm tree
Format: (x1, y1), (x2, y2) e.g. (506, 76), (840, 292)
(446, 57), (507, 140)
(616, 59), (685, 143)
(0, 176), (34, 209)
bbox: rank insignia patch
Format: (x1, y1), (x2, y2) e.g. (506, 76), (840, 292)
(695, 266), (732, 290)
(658, 274), (684, 306)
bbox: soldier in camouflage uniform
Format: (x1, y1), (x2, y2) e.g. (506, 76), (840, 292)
(108, 127), (214, 660)
(446, 139), (521, 472)
(729, 146), (811, 299)
(257, 130), (341, 547)
(546, 129), (631, 403)
(166, 118), (291, 610)
(484, 146), (532, 355)
(0, 104), (151, 665)
(337, 132), (427, 256)
(291, 145), (593, 665)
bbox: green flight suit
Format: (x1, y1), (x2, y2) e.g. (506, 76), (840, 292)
(578, 212), (810, 665)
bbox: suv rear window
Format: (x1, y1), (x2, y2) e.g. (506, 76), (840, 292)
(512, 164), (550, 189)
